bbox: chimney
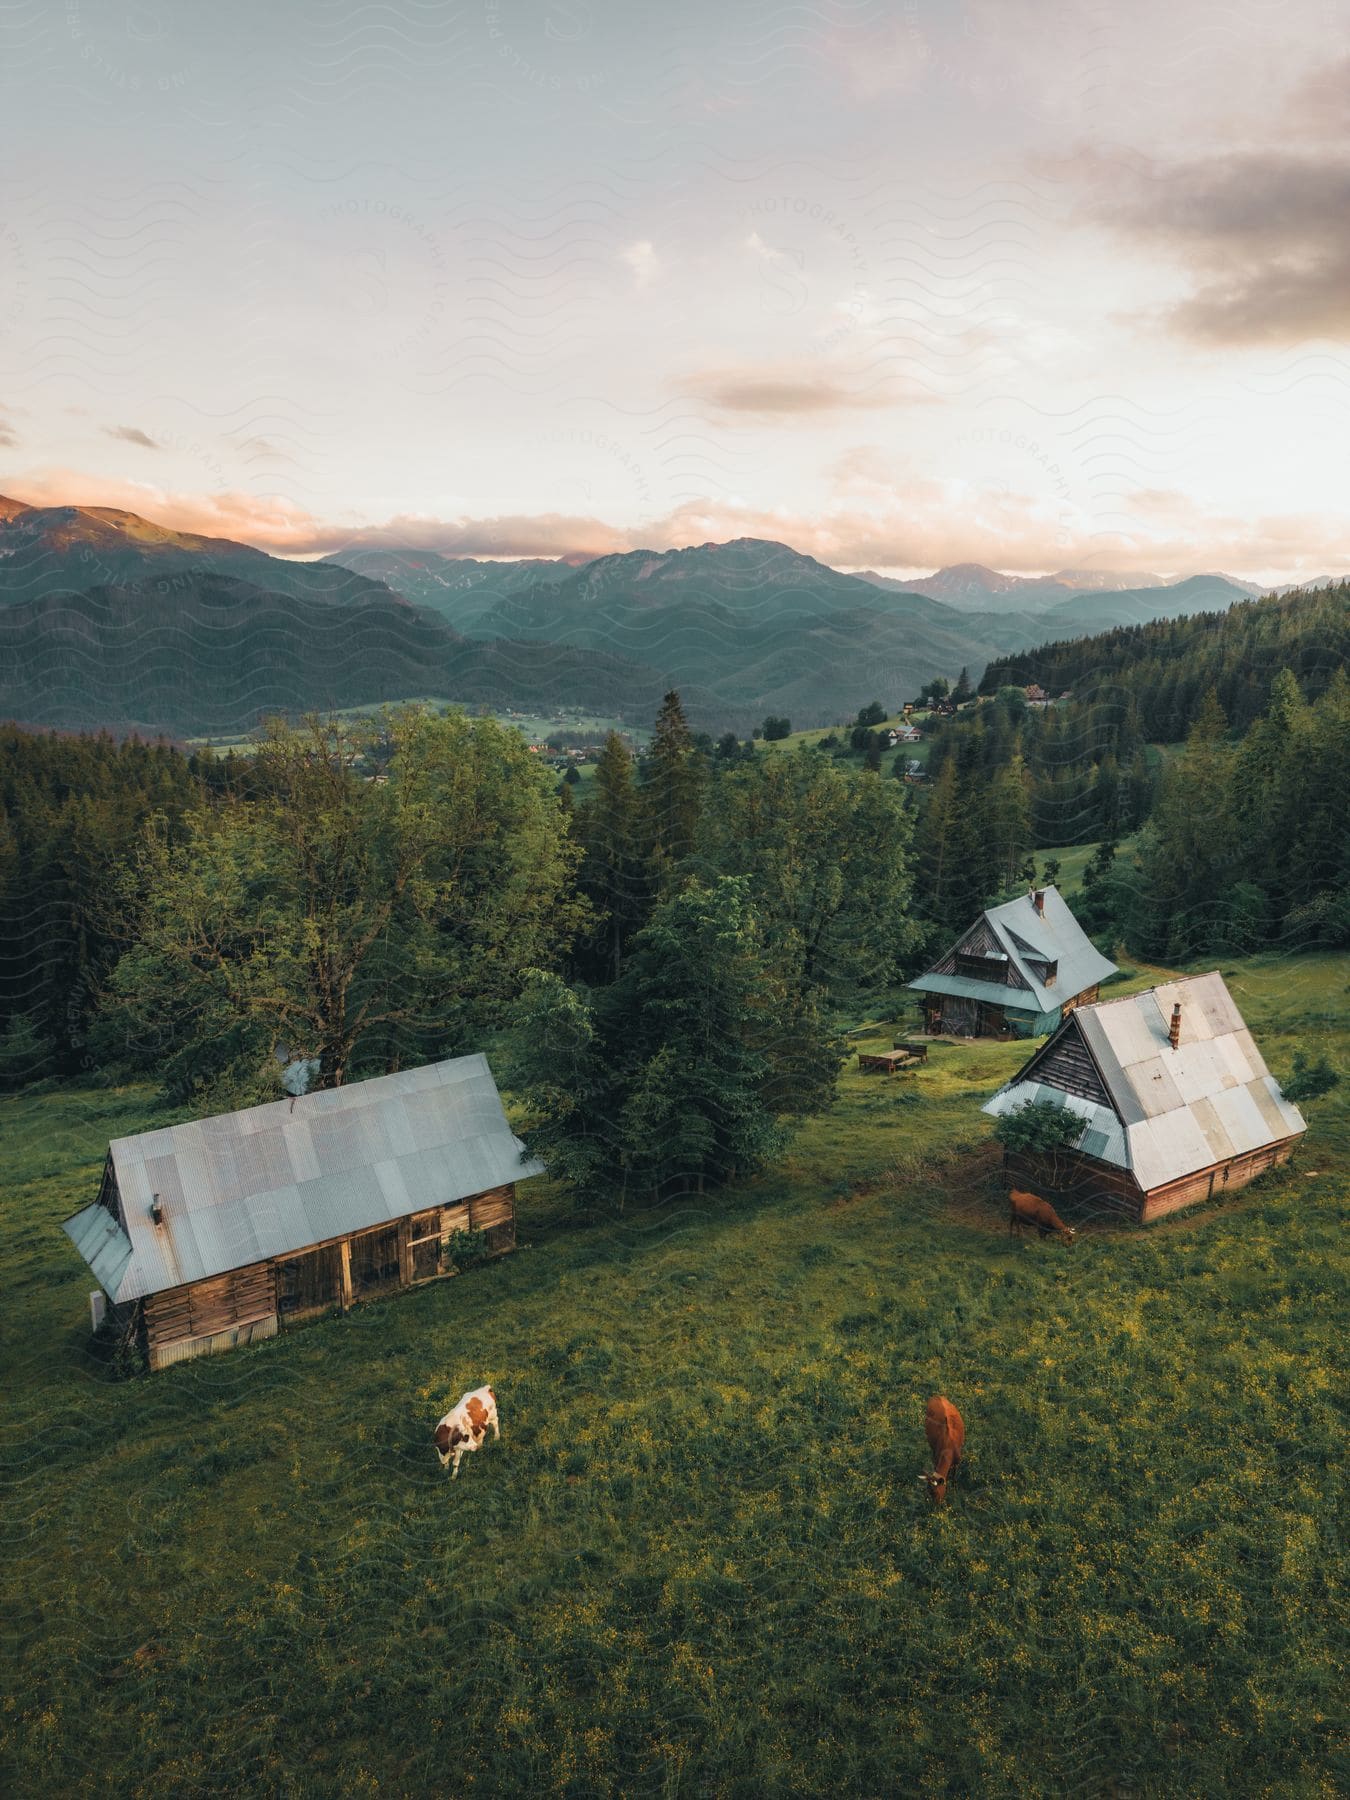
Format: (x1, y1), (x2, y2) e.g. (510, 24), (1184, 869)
(1168, 1003), (1182, 1051)
(1032, 889), (1045, 916)
(150, 1193), (164, 1227)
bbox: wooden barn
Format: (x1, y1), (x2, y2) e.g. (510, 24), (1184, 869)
(983, 972), (1307, 1223)
(62, 1053), (541, 1371)
(909, 885), (1117, 1039)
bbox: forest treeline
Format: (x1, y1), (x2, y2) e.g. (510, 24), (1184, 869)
(981, 583), (1347, 734)
(923, 580), (1348, 857)
(1, 580), (1346, 1201)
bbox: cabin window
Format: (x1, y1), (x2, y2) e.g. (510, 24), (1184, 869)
(1026, 958), (1057, 985)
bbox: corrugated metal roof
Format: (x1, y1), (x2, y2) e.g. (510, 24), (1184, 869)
(910, 886), (1117, 1010)
(905, 971), (1047, 1010)
(62, 1053), (542, 1303)
(983, 971), (1306, 1190)
(985, 886), (1118, 1008)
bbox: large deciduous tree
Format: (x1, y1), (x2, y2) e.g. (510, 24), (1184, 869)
(97, 709), (586, 1101)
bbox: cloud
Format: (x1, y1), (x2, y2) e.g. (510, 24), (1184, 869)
(1072, 131), (1350, 344)
(681, 362), (913, 418)
(620, 239), (660, 290)
(7, 466), (1347, 583)
(104, 424), (162, 450)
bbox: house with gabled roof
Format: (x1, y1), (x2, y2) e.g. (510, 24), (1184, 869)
(909, 885), (1117, 1038)
(62, 1053), (541, 1371)
(983, 971), (1307, 1222)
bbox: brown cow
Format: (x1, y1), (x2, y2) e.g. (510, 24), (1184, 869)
(918, 1395), (964, 1506)
(1009, 1187), (1076, 1245)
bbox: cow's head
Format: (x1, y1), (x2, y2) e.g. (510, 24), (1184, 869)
(1060, 1225), (1078, 1245)
(434, 1421), (466, 1471)
(917, 1470), (950, 1506)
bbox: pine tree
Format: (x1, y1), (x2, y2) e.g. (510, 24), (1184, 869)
(641, 691), (704, 871)
(576, 732), (646, 982)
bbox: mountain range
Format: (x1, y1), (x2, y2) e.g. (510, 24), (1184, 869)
(0, 495), (1316, 737)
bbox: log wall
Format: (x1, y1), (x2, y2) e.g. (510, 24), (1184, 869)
(142, 1183), (518, 1371)
(1008, 1135), (1300, 1226)
(1139, 1138), (1298, 1223)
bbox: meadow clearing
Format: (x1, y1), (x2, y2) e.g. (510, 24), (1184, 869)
(0, 952), (1344, 1796)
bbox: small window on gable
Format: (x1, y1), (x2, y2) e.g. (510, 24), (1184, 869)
(955, 950), (1008, 982)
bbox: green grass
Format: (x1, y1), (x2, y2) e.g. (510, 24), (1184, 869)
(0, 953), (1345, 1795)
(1035, 834), (1142, 898)
(759, 716), (931, 773)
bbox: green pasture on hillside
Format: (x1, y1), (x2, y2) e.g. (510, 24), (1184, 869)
(0, 953), (1344, 1794)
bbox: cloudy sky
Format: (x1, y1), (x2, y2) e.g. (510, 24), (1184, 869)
(3, 0), (1349, 579)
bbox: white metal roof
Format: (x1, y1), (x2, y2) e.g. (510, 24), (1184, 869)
(911, 885), (1117, 1010)
(62, 1053), (542, 1303)
(983, 971), (1306, 1190)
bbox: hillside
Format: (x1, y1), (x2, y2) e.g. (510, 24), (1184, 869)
(0, 573), (678, 734)
(0, 499), (397, 610)
(1, 948), (1343, 1793)
(318, 546), (578, 632)
(981, 583), (1350, 733)
(854, 563), (1261, 611)
(1035, 573), (1258, 632)
(0, 500), (1286, 736)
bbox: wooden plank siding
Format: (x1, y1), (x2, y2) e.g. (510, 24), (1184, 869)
(1013, 1015), (1110, 1104)
(1005, 1136), (1300, 1226)
(1138, 1137), (1299, 1223)
(932, 918), (1031, 989)
(139, 1181), (518, 1371)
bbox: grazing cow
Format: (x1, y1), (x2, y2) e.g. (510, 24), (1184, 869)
(1009, 1187), (1076, 1245)
(433, 1385), (500, 1478)
(918, 1395), (964, 1506)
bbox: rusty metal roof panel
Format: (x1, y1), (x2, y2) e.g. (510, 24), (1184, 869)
(1128, 1055), (1186, 1118)
(1186, 1095), (1236, 1165)
(66, 1053), (540, 1301)
(1252, 1075), (1304, 1142)
(1207, 1084), (1272, 1157)
(1128, 1110), (1213, 1192)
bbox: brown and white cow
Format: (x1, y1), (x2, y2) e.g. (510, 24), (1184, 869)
(433, 1385), (500, 1478)
(918, 1394), (964, 1506)
(1008, 1187), (1076, 1245)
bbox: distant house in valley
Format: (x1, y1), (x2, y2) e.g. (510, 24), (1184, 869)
(62, 1054), (539, 1371)
(909, 886), (1116, 1038)
(892, 723), (922, 743)
(1025, 683), (1049, 703)
(983, 972), (1307, 1222)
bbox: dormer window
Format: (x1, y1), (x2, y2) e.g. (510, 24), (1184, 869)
(1027, 957), (1058, 986)
(955, 950), (1009, 983)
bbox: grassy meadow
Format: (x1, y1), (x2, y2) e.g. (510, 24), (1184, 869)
(0, 953), (1344, 1796)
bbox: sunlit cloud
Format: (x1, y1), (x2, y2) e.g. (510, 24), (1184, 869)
(620, 239), (660, 290)
(103, 425), (163, 450)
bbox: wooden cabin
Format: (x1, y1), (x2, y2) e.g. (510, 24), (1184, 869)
(62, 1053), (541, 1371)
(909, 885), (1117, 1039)
(983, 972), (1307, 1223)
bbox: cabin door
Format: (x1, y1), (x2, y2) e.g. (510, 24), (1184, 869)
(348, 1225), (402, 1298)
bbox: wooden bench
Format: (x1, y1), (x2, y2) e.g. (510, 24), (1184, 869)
(891, 1039), (929, 1062)
(858, 1049), (922, 1074)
